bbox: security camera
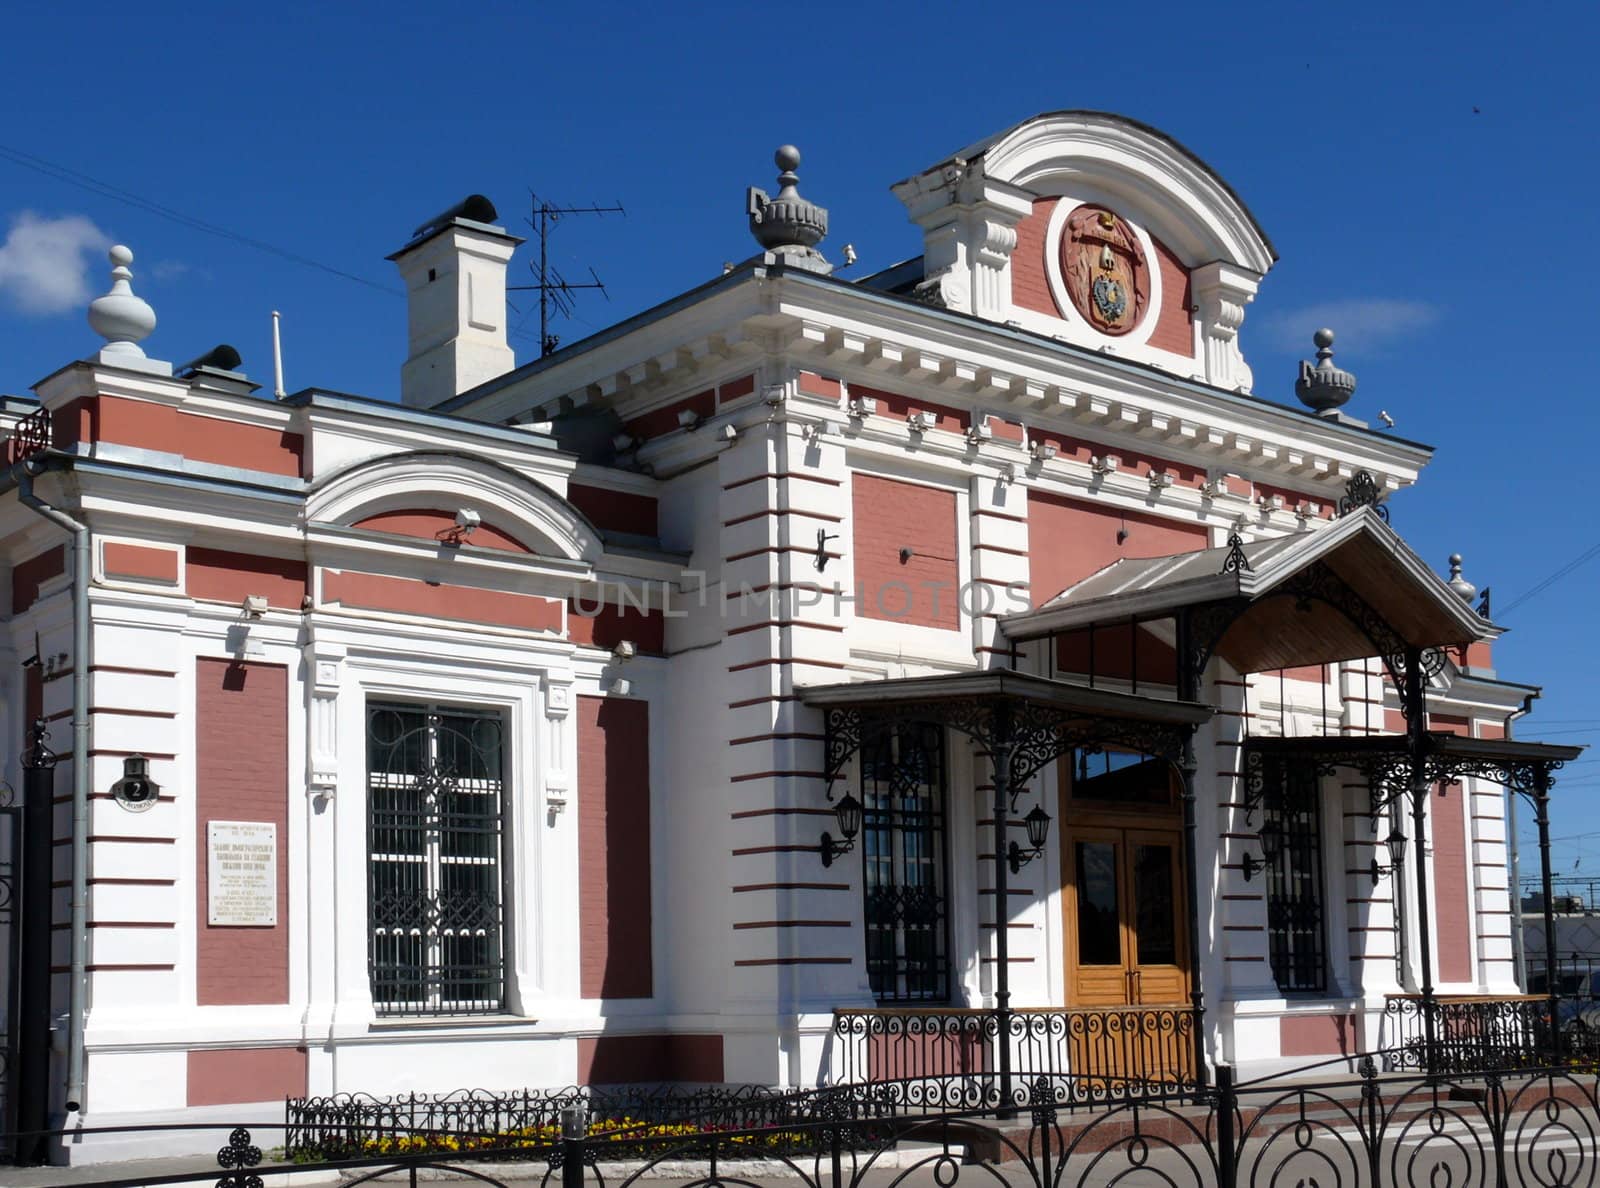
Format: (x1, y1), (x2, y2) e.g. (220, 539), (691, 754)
(842, 244), (858, 267)
(455, 508), (481, 536)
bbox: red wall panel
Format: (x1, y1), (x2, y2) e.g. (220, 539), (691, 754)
(578, 696), (653, 999)
(1027, 491), (1208, 606)
(576, 1034), (722, 1084)
(1147, 237), (1194, 357)
(1433, 782), (1473, 983)
(196, 659), (289, 1005)
(852, 475), (960, 630)
(187, 1047), (306, 1105)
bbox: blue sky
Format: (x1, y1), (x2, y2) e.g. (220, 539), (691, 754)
(3, 1), (1597, 870)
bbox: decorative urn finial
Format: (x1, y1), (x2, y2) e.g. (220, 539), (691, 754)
(747, 145), (831, 273)
(87, 245), (157, 360)
(1294, 328), (1357, 414)
(1447, 554), (1477, 601)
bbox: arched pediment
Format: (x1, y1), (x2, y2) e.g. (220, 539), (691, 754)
(893, 111), (1275, 391)
(305, 451), (603, 564)
(963, 111), (1275, 274)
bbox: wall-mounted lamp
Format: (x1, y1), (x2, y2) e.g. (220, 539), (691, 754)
(1148, 470), (1175, 491)
(996, 461), (1018, 486)
(1090, 454), (1119, 475)
(1007, 805), (1053, 874)
(966, 421), (992, 447)
(676, 408), (704, 431)
(907, 410), (936, 434)
(820, 792), (864, 867)
(111, 754), (161, 812)
(801, 420), (838, 442)
(1030, 441), (1059, 463)
(1369, 827), (1408, 887)
(241, 594), (268, 619)
(612, 432), (639, 454)
(1244, 823), (1282, 881)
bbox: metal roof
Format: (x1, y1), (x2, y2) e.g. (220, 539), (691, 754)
(1003, 508), (1498, 671)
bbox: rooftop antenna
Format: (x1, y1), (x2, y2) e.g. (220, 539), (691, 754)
(509, 191), (625, 357)
(271, 311), (286, 398)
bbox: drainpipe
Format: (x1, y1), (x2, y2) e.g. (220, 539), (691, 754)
(1506, 692), (1538, 991)
(16, 454), (90, 1114)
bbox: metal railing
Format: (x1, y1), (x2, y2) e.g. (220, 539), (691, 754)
(1, 406), (50, 465)
(830, 1004), (1197, 1110)
(14, 1057), (1600, 1188)
(287, 1082), (815, 1161)
(1382, 994), (1560, 1074)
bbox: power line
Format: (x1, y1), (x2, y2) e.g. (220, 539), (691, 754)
(1499, 539), (1600, 616)
(0, 141), (403, 297)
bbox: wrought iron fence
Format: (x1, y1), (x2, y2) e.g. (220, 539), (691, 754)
(287, 1082), (832, 1160)
(830, 1004), (1197, 1110)
(1382, 994), (1560, 1074)
(19, 1058), (1600, 1188)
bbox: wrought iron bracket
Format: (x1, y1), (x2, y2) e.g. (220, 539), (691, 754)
(1338, 470), (1390, 522)
(821, 697), (1193, 808)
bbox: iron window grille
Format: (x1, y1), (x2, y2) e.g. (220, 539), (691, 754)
(1263, 759), (1328, 994)
(367, 703), (506, 1015)
(860, 722), (951, 1004)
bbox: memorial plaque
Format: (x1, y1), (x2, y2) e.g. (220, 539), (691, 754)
(207, 821), (277, 926)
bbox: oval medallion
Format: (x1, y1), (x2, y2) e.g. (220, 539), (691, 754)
(1060, 205), (1151, 336)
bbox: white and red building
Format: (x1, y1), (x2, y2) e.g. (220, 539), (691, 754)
(0, 112), (1579, 1161)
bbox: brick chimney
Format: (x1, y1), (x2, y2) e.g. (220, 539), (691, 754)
(389, 195), (521, 408)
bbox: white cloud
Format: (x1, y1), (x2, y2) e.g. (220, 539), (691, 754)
(0, 211), (112, 315)
(1260, 298), (1441, 354)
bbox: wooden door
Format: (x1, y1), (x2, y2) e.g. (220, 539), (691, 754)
(1063, 825), (1191, 1088)
(1064, 827), (1187, 1004)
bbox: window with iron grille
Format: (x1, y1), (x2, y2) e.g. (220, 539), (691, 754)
(1263, 760), (1328, 994)
(860, 722), (950, 1003)
(367, 703), (506, 1015)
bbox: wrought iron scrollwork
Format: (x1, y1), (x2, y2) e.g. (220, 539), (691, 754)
(1338, 469), (1389, 521)
(1425, 754), (1567, 805)
(822, 706), (864, 793)
(820, 693), (1194, 806)
(1221, 532), (1251, 575)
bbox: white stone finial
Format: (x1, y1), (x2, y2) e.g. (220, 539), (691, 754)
(88, 245), (157, 361)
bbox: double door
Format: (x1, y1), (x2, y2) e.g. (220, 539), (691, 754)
(1064, 825), (1188, 1007)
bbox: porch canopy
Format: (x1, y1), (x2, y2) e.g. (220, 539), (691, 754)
(801, 668), (1212, 793)
(1242, 732), (1585, 821)
(999, 505), (1500, 684)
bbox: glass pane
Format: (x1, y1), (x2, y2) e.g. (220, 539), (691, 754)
(1076, 841), (1122, 966)
(1069, 748), (1170, 805)
(1132, 845), (1177, 966)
